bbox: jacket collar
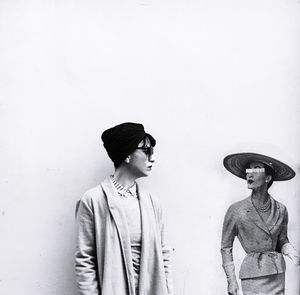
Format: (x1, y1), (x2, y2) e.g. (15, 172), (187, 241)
(266, 196), (281, 232)
(245, 195), (280, 235)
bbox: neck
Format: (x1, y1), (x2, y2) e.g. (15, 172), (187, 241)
(251, 186), (269, 204)
(113, 166), (137, 188)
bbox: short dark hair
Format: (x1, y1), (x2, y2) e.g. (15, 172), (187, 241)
(139, 135), (155, 148)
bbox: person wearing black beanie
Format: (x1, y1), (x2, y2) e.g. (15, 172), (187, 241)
(101, 122), (156, 168)
(75, 122), (173, 295)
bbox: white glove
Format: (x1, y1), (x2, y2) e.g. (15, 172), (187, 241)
(223, 263), (240, 295)
(282, 243), (300, 266)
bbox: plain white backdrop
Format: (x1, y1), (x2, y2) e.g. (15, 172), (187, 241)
(0, 0), (300, 294)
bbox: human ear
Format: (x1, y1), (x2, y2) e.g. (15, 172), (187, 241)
(265, 175), (272, 183)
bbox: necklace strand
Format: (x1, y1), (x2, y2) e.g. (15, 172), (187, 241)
(252, 196), (271, 212)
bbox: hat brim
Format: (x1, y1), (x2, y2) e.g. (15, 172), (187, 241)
(223, 152), (295, 181)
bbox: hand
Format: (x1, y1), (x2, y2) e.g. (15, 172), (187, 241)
(282, 243), (300, 266)
(227, 280), (239, 295)
(289, 253), (300, 266)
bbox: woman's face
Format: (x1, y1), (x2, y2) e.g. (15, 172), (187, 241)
(246, 162), (270, 190)
(128, 138), (155, 178)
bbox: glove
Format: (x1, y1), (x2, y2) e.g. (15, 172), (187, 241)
(282, 243), (300, 266)
(223, 263), (240, 295)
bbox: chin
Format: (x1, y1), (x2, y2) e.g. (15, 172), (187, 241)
(136, 172), (149, 178)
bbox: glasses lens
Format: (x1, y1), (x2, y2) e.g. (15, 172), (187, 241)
(137, 146), (154, 157)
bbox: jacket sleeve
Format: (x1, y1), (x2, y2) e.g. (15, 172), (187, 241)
(277, 206), (289, 251)
(221, 205), (239, 285)
(75, 195), (100, 295)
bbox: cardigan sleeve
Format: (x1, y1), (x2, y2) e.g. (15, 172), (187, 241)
(160, 207), (174, 295)
(75, 195), (100, 295)
(151, 194), (174, 295)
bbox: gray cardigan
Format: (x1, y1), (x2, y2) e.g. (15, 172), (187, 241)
(75, 177), (173, 295)
(221, 195), (289, 279)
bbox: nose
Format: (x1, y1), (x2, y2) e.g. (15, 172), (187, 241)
(149, 153), (155, 163)
(246, 172), (253, 179)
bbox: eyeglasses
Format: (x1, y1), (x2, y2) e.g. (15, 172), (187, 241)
(136, 146), (154, 158)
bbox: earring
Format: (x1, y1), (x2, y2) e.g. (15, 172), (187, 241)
(125, 157), (130, 164)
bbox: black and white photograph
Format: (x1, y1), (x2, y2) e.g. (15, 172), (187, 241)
(0, 1), (300, 294)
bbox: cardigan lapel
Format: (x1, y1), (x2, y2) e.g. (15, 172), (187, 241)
(137, 184), (151, 295)
(245, 196), (271, 235)
(137, 187), (169, 295)
(100, 177), (136, 295)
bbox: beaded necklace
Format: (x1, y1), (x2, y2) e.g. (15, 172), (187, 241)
(252, 195), (271, 212)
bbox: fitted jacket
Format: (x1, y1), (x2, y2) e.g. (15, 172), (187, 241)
(221, 195), (289, 279)
(75, 177), (173, 295)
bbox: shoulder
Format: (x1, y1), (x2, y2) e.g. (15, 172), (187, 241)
(271, 196), (288, 214)
(137, 184), (163, 214)
(137, 183), (159, 204)
(223, 197), (250, 224)
(226, 197), (250, 215)
(80, 185), (106, 207)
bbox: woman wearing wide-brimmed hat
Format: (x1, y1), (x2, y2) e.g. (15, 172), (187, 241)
(221, 152), (300, 295)
(75, 122), (173, 295)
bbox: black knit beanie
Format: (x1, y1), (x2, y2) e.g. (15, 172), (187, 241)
(101, 122), (156, 167)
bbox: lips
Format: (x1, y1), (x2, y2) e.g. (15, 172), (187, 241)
(247, 180), (254, 184)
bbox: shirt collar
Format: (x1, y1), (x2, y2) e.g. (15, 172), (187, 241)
(110, 175), (138, 199)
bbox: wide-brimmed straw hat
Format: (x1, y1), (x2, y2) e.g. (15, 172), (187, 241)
(223, 152), (296, 181)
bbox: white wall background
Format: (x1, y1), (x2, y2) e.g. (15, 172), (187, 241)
(0, 0), (300, 294)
